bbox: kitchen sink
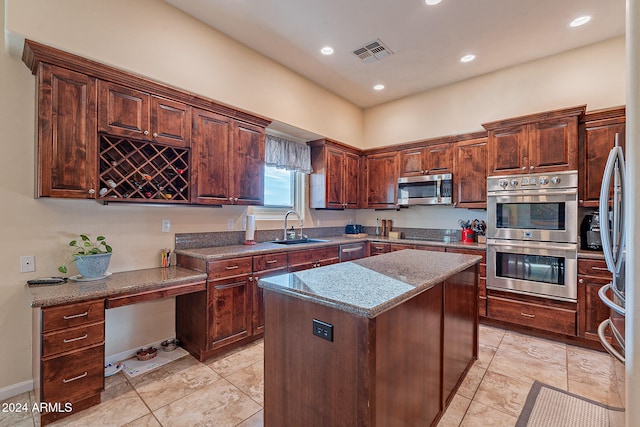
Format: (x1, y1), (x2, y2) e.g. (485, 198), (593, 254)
(270, 238), (330, 245)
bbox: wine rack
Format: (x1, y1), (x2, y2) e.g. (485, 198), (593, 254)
(98, 134), (190, 203)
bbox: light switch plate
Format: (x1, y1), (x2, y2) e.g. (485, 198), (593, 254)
(162, 219), (171, 233)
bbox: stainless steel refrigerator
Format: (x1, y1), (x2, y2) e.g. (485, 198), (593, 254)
(598, 135), (626, 364)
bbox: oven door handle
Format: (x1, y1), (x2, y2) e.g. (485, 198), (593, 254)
(487, 240), (576, 251)
(488, 188), (577, 198)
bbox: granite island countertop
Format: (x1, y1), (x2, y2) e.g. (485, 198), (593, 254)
(175, 235), (485, 261)
(258, 249), (481, 318)
(27, 266), (207, 308)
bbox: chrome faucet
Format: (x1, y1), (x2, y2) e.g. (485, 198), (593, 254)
(284, 210), (303, 240)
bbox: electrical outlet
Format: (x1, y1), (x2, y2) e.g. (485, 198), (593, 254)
(312, 319), (334, 342)
(20, 255), (36, 273)
(161, 219), (171, 233)
(227, 219), (234, 230)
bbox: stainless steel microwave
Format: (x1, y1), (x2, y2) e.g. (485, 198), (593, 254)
(397, 173), (453, 206)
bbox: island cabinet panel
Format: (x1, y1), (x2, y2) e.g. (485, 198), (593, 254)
(578, 107), (625, 207)
(309, 139), (361, 209)
(454, 137), (487, 208)
(364, 152), (399, 208)
(484, 105), (584, 176)
(442, 266), (478, 407)
(447, 248), (486, 317)
(262, 262), (479, 426)
(264, 291), (371, 427)
(37, 63), (98, 199)
(374, 283), (443, 426)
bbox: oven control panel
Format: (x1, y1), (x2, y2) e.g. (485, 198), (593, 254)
(488, 170), (578, 192)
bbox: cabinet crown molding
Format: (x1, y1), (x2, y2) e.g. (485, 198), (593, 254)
(482, 105), (586, 131)
(22, 39), (272, 128)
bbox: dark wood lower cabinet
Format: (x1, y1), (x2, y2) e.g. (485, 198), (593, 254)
(263, 266), (477, 426)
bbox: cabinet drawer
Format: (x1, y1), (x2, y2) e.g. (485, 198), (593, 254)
(288, 246), (339, 265)
(42, 300), (104, 333)
(207, 257), (253, 280)
(253, 253), (288, 272)
(42, 322), (105, 357)
(446, 248), (486, 263)
(369, 243), (390, 255)
(41, 343), (104, 403)
(414, 245), (445, 252)
(578, 259), (611, 277)
(487, 295), (576, 336)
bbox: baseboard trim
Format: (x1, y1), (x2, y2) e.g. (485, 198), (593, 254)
(0, 379), (34, 401)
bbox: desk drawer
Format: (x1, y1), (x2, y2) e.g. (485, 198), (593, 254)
(42, 322), (104, 357)
(42, 300), (104, 333)
(487, 295), (576, 336)
(42, 343), (104, 403)
(207, 257), (253, 280)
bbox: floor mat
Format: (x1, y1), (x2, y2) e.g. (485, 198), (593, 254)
(122, 346), (190, 378)
(516, 381), (624, 427)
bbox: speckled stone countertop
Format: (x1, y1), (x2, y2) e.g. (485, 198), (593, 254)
(175, 235), (485, 261)
(27, 266), (207, 308)
(258, 249), (481, 318)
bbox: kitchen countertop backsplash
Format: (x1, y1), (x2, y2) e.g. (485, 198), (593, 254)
(175, 227), (466, 250)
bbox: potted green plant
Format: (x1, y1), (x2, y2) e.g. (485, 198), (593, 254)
(58, 234), (113, 279)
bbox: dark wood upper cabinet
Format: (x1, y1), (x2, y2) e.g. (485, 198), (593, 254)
(364, 152), (399, 208)
(309, 139), (361, 209)
(578, 106), (625, 207)
(191, 108), (264, 205)
(98, 81), (190, 147)
(191, 108), (231, 204)
(483, 105), (585, 176)
(37, 63), (98, 199)
(231, 121), (265, 205)
(454, 136), (487, 208)
(400, 143), (452, 177)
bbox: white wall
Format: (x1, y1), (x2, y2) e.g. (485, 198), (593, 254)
(363, 36), (626, 149)
(0, 0), (629, 398)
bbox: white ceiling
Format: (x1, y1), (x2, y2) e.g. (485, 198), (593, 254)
(165, 0), (625, 109)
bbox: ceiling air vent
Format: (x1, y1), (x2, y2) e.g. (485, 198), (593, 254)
(352, 39), (393, 64)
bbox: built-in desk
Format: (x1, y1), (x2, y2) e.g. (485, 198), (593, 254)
(27, 266), (207, 425)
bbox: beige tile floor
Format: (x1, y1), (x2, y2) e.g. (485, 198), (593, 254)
(1, 325), (624, 426)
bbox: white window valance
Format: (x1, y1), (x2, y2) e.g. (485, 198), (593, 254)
(265, 135), (312, 174)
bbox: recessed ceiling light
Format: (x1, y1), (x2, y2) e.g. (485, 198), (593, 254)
(460, 54), (476, 63)
(425, 0), (442, 5)
(569, 15), (591, 27)
(320, 46), (334, 55)
(373, 84), (385, 91)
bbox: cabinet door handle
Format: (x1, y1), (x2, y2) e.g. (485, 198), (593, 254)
(234, 197), (238, 202)
(249, 276), (253, 281)
(88, 188), (95, 195)
(520, 312), (536, 318)
(143, 130), (149, 136)
(63, 311), (88, 320)
(63, 334), (88, 343)
(530, 165), (534, 170)
(521, 166), (526, 170)
(591, 266), (609, 271)
(228, 197), (233, 202)
(152, 132), (158, 138)
(225, 265), (239, 270)
(63, 371), (88, 383)
(266, 259), (278, 264)
(579, 278), (584, 284)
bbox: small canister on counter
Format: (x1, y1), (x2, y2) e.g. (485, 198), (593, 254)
(461, 228), (474, 243)
(381, 220), (387, 237)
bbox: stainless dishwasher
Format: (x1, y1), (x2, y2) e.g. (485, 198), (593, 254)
(339, 242), (366, 262)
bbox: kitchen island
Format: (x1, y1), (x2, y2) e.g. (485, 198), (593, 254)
(258, 249), (481, 427)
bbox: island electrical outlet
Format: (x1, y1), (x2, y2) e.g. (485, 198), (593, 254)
(312, 319), (333, 342)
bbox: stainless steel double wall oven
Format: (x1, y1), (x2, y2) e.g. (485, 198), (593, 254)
(486, 171), (578, 301)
